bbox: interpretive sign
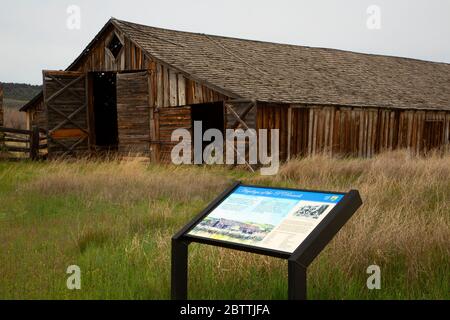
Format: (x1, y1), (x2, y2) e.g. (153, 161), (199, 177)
(172, 181), (362, 300)
(187, 185), (344, 254)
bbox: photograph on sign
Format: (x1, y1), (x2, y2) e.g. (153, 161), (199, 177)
(187, 186), (344, 253)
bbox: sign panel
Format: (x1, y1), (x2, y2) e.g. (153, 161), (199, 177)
(187, 185), (344, 253)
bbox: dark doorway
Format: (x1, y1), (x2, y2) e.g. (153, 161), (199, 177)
(191, 102), (224, 151)
(91, 72), (118, 148)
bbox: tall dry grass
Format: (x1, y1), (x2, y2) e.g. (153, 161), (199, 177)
(1, 151), (448, 299)
(255, 151), (450, 286)
(24, 157), (232, 203)
(28, 152), (450, 276)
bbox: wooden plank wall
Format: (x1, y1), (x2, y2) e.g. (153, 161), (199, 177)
(157, 107), (192, 163)
(28, 99), (47, 129)
(149, 64), (228, 108)
(256, 102), (289, 161)
(280, 105), (450, 158)
(289, 107), (309, 157)
(43, 72), (89, 155)
(116, 71), (150, 154)
(71, 27), (227, 108)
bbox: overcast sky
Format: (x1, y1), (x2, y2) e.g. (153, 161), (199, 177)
(1, 0), (449, 84)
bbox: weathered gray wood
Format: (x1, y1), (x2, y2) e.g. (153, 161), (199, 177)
(169, 70), (178, 106)
(1, 137), (29, 143)
(156, 64), (163, 108)
(177, 74), (186, 106)
(43, 70), (89, 156)
(116, 71), (150, 154)
(0, 127), (32, 135)
(157, 106), (191, 163)
(2, 145), (31, 153)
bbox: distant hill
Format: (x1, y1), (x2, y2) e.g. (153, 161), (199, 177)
(1, 82), (42, 101)
(0, 82), (42, 110)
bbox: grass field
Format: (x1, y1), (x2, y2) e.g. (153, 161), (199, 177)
(0, 151), (449, 299)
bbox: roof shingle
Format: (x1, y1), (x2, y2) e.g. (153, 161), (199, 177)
(113, 19), (450, 111)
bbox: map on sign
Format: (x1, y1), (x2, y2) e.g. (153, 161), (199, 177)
(187, 186), (344, 253)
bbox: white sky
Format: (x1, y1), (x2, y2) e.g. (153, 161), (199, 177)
(1, 0), (449, 84)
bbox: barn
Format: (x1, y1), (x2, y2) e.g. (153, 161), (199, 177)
(20, 18), (450, 162)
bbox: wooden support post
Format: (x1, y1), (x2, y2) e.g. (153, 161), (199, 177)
(30, 126), (40, 160)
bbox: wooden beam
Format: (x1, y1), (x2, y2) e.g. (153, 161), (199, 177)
(61, 136), (88, 156)
(1, 137), (29, 143)
(45, 74), (85, 103)
(47, 103), (88, 134)
(230, 102), (255, 129)
(225, 103), (250, 131)
(0, 127), (32, 134)
(1, 145), (31, 153)
(50, 128), (88, 139)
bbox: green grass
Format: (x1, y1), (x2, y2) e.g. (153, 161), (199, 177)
(0, 153), (449, 299)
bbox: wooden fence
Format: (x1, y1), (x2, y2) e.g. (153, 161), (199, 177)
(0, 126), (47, 160)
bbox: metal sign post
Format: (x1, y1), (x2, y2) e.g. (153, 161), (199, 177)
(171, 181), (362, 300)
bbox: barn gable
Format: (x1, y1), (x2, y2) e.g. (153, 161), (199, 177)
(21, 19), (233, 113)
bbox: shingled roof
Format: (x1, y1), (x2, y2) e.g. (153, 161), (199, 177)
(23, 18), (450, 111)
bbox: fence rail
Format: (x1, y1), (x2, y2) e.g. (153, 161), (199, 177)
(0, 126), (47, 160)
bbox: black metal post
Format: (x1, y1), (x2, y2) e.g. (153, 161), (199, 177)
(171, 238), (189, 300)
(288, 260), (307, 300)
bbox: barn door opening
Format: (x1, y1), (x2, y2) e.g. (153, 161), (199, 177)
(191, 102), (224, 153)
(91, 72), (118, 149)
(43, 70), (89, 157)
(116, 71), (150, 155)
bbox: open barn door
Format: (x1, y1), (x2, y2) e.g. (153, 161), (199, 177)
(43, 70), (89, 157)
(116, 71), (151, 156)
(156, 106), (191, 163)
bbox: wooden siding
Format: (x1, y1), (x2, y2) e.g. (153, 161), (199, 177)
(256, 103), (450, 160)
(289, 107), (309, 157)
(157, 106), (192, 163)
(28, 98), (46, 129)
(43, 71), (89, 156)
(284, 105), (450, 158)
(256, 102), (289, 161)
(116, 71), (151, 154)
(70, 26), (227, 108)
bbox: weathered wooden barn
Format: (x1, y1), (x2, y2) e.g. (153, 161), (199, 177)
(20, 18), (450, 161)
